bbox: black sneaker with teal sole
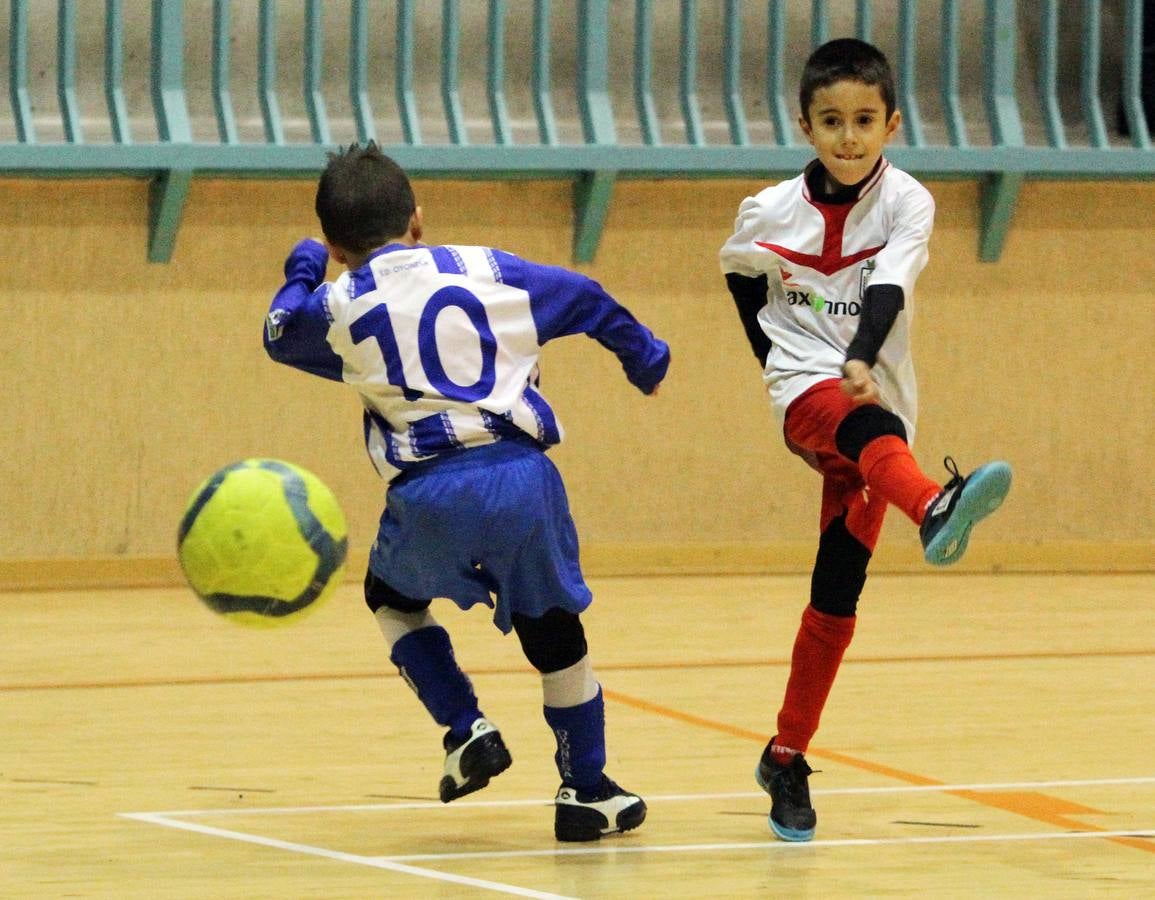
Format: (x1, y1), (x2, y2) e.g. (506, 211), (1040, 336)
(920, 457), (1012, 566)
(439, 717), (512, 803)
(554, 775), (647, 842)
(756, 742), (817, 842)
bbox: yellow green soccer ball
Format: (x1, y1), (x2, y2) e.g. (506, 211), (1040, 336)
(177, 459), (348, 628)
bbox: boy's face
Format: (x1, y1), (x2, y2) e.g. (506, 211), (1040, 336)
(800, 79), (900, 188)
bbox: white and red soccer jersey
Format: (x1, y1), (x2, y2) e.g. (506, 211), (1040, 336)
(719, 158), (934, 441)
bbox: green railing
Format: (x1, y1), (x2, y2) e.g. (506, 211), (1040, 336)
(2, 0), (1152, 262)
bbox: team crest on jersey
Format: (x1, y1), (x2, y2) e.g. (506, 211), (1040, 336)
(265, 308), (288, 341)
(859, 259), (876, 300)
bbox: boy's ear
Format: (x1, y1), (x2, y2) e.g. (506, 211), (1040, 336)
(325, 241), (349, 265)
(798, 115), (813, 143)
(409, 206), (424, 242)
(885, 109), (902, 140)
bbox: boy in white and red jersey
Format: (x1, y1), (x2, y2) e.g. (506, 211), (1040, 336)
(720, 39), (1012, 842)
(266, 143), (667, 841)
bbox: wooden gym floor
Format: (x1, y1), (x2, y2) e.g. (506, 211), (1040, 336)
(3, 572), (1153, 898)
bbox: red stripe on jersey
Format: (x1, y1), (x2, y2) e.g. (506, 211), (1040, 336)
(757, 158), (889, 276)
(756, 237), (885, 276)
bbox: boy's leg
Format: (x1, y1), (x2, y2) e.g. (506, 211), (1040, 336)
(769, 382), (1011, 840)
(830, 400), (941, 525)
(366, 570), (511, 802)
(512, 608), (647, 842)
(773, 497), (875, 757)
(786, 379), (949, 526)
(842, 413), (1012, 566)
(809, 383), (1011, 565)
(765, 383), (901, 840)
(759, 465), (884, 841)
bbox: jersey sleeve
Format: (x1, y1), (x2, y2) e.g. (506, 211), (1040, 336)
(719, 194), (774, 277)
(720, 194), (778, 366)
(868, 183), (935, 295)
(494, 251), (670, 395)
(263, 239), (345, 381)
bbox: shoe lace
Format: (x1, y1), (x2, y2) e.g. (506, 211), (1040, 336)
(941, 456), (964, 490)
(566, 774), (619, 802)
(775, 757), (815, 805)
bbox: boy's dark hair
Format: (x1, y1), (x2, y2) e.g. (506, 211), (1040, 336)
(315, 142), (415, 254)
(799, 38), (896, 122)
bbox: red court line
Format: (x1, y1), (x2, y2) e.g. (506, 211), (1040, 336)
(602, 688), (1155, 856)
(2, 647), (1151, 693)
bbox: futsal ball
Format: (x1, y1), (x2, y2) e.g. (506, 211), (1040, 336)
(177, 459), (348, 627)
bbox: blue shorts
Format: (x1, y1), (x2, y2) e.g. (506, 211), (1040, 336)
(367, 438), (593, 633)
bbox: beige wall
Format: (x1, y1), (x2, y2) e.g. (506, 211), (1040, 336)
(1, 175), (1152, 589)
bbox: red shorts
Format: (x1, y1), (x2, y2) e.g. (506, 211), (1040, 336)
(783, 379), (888, 552)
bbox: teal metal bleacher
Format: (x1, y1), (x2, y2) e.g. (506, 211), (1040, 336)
(2, 0), (1152, 263)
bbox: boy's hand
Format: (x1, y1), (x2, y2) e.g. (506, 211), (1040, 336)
(841, 359), (880, 405)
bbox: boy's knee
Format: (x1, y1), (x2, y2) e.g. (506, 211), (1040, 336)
(810, 515), (871, 617)
(512, 608), (588, 673)
(834, 403), (907, 462)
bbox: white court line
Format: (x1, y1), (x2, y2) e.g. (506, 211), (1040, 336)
(119, 812), (575, 900)
(120, 777), (1155, 894)
(381, 829), (1155, 862)
(126, 775), (1155, 818)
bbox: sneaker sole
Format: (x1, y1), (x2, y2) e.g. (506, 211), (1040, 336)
(755, 763), (816, 843)
(439, 739), (513, 803)
(768, 817), (815, 842)
(924, 461), (1012, 566)
(555, 798), (647, 842)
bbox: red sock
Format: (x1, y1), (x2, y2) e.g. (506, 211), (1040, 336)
(775, 606), (856, 756)
(858, 435), (940, 525)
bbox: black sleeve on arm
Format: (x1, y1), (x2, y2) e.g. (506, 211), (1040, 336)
(845, 283), (905, 367)
(725, 272), (772, 367)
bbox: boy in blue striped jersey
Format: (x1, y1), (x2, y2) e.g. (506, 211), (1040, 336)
(265, 143), (667, 841)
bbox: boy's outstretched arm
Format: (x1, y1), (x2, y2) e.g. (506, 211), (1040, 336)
(578, 296), (669, 395)
(263, 239), (344, 381)
(499, 254), (670, 395)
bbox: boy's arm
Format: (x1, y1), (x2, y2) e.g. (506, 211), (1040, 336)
(842, 186), (935, 401)
(840, 283), (903, 403)
(263, 239), (345, 381)
(844, 283), (904, 368)
(499, 253), (669, 394)
(724, 272), (772, 367)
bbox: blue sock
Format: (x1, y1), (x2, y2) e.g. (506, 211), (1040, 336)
(543, 686), (606, 792)
(389, 626), (481, 738)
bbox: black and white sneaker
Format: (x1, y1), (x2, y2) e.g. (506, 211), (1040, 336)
(755, 741), (817, 842)
(438, 717), (512, 803)
(554, 775), (647, 842)
(920, 456), (1012, 566)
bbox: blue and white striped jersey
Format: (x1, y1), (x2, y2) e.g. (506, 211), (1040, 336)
(265, 239), (669, 481)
